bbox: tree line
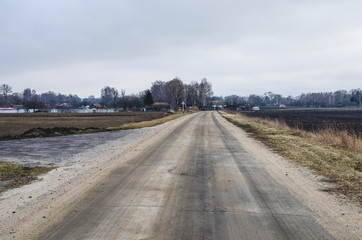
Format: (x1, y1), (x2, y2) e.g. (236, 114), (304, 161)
(99, 77), (213, 110)
(222, 89), (362, 109)
(0, 78), (213, 111)
(1, 82), (360, 111)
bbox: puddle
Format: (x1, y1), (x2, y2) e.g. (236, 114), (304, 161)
(0, 130), (137, 167)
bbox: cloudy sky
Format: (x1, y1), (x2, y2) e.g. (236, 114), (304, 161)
(1, 0), (361, 98)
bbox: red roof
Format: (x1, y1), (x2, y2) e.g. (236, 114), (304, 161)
(153, 102), (169, 105)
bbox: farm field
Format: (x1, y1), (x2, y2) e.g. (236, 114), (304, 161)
(0, 111), (170, 138)
(240, 109), (362, 137)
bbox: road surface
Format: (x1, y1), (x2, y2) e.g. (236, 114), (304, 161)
(38, 112), (337, 240)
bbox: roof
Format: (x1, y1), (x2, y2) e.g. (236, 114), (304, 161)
(153, 102), (170, 106)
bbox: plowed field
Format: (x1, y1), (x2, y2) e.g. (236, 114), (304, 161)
(0, 112), (170, 138)
(240, 109), (362, 137)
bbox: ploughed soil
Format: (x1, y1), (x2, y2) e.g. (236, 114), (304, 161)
(240, 109), (362, 137)
(0, 111), (171, 139)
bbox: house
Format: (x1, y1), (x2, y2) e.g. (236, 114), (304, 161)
(148, 102), (171, 111)
(0, 107), (17, 110)
(0, 107), (18, 113)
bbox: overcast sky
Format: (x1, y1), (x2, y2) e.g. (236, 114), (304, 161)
(1, 0), (361, 98)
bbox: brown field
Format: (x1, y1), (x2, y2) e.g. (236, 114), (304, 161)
(230, 109), (362, 153)
(0, 112), (170, 138)
(240, 109), (362, 137)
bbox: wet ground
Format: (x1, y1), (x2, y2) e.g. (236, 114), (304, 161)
(0, 130), (138, 167)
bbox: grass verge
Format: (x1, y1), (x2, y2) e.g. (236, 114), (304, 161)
(0, 162), (56, 193)
(219, 111), (362, 204)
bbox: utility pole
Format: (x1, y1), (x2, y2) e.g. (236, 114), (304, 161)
(181, 101), (185, 113)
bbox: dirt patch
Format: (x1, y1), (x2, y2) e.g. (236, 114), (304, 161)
(19, 127), (101, 138)
(0, 111), (171, 139)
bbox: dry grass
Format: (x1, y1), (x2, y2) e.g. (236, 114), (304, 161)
(235, 113), (362, 154)
(307, 129), (362, 154)
(220, 111), (362, 203)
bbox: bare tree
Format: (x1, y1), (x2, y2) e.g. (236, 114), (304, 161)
(23, 88), (32, 102)
(40, 91), (58, 106)
(0, 84), (12, 104)
(248, 94), (264, 106)
(101, 86), (119, 107)
(151, 81), (167, 102)
(22, 88), (38, 111)
(185, 81), (199, 106)
(350, 89), (362, 107)
(165, 78), (185, 110)
(225, 95), (244, 108)
(120, 89), (126, 99)
(197, 78), (213, 108)
(118, 89), (127, 110)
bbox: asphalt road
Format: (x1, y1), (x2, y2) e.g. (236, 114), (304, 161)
(39, 112), (334, 240)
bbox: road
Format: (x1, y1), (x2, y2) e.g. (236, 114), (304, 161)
(37, 111), (337, 240)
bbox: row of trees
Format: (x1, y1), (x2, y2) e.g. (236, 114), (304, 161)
(151, 78), (213, 109)
(0, 77), (214, 111)
(2, 81), (360, 111)
(0, 84), (84, 110)
(99, 78), (213, 110)
(0, 83), (146, 110)
(223, 89), (362, 108)
(99, 86), (148, 109)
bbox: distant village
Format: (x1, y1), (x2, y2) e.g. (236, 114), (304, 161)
(0, 80), (361, 114)
(0, 102), (174, 114)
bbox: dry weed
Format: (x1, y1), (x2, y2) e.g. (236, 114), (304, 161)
(310, 128), (362, 154)
(237, 112), (362, 154)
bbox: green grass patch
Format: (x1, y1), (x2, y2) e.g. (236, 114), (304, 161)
(220, 111), (362, 204)
(0, 162), (56, 192)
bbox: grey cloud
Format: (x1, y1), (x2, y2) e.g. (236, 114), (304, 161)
(0, 0), (361, 97)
